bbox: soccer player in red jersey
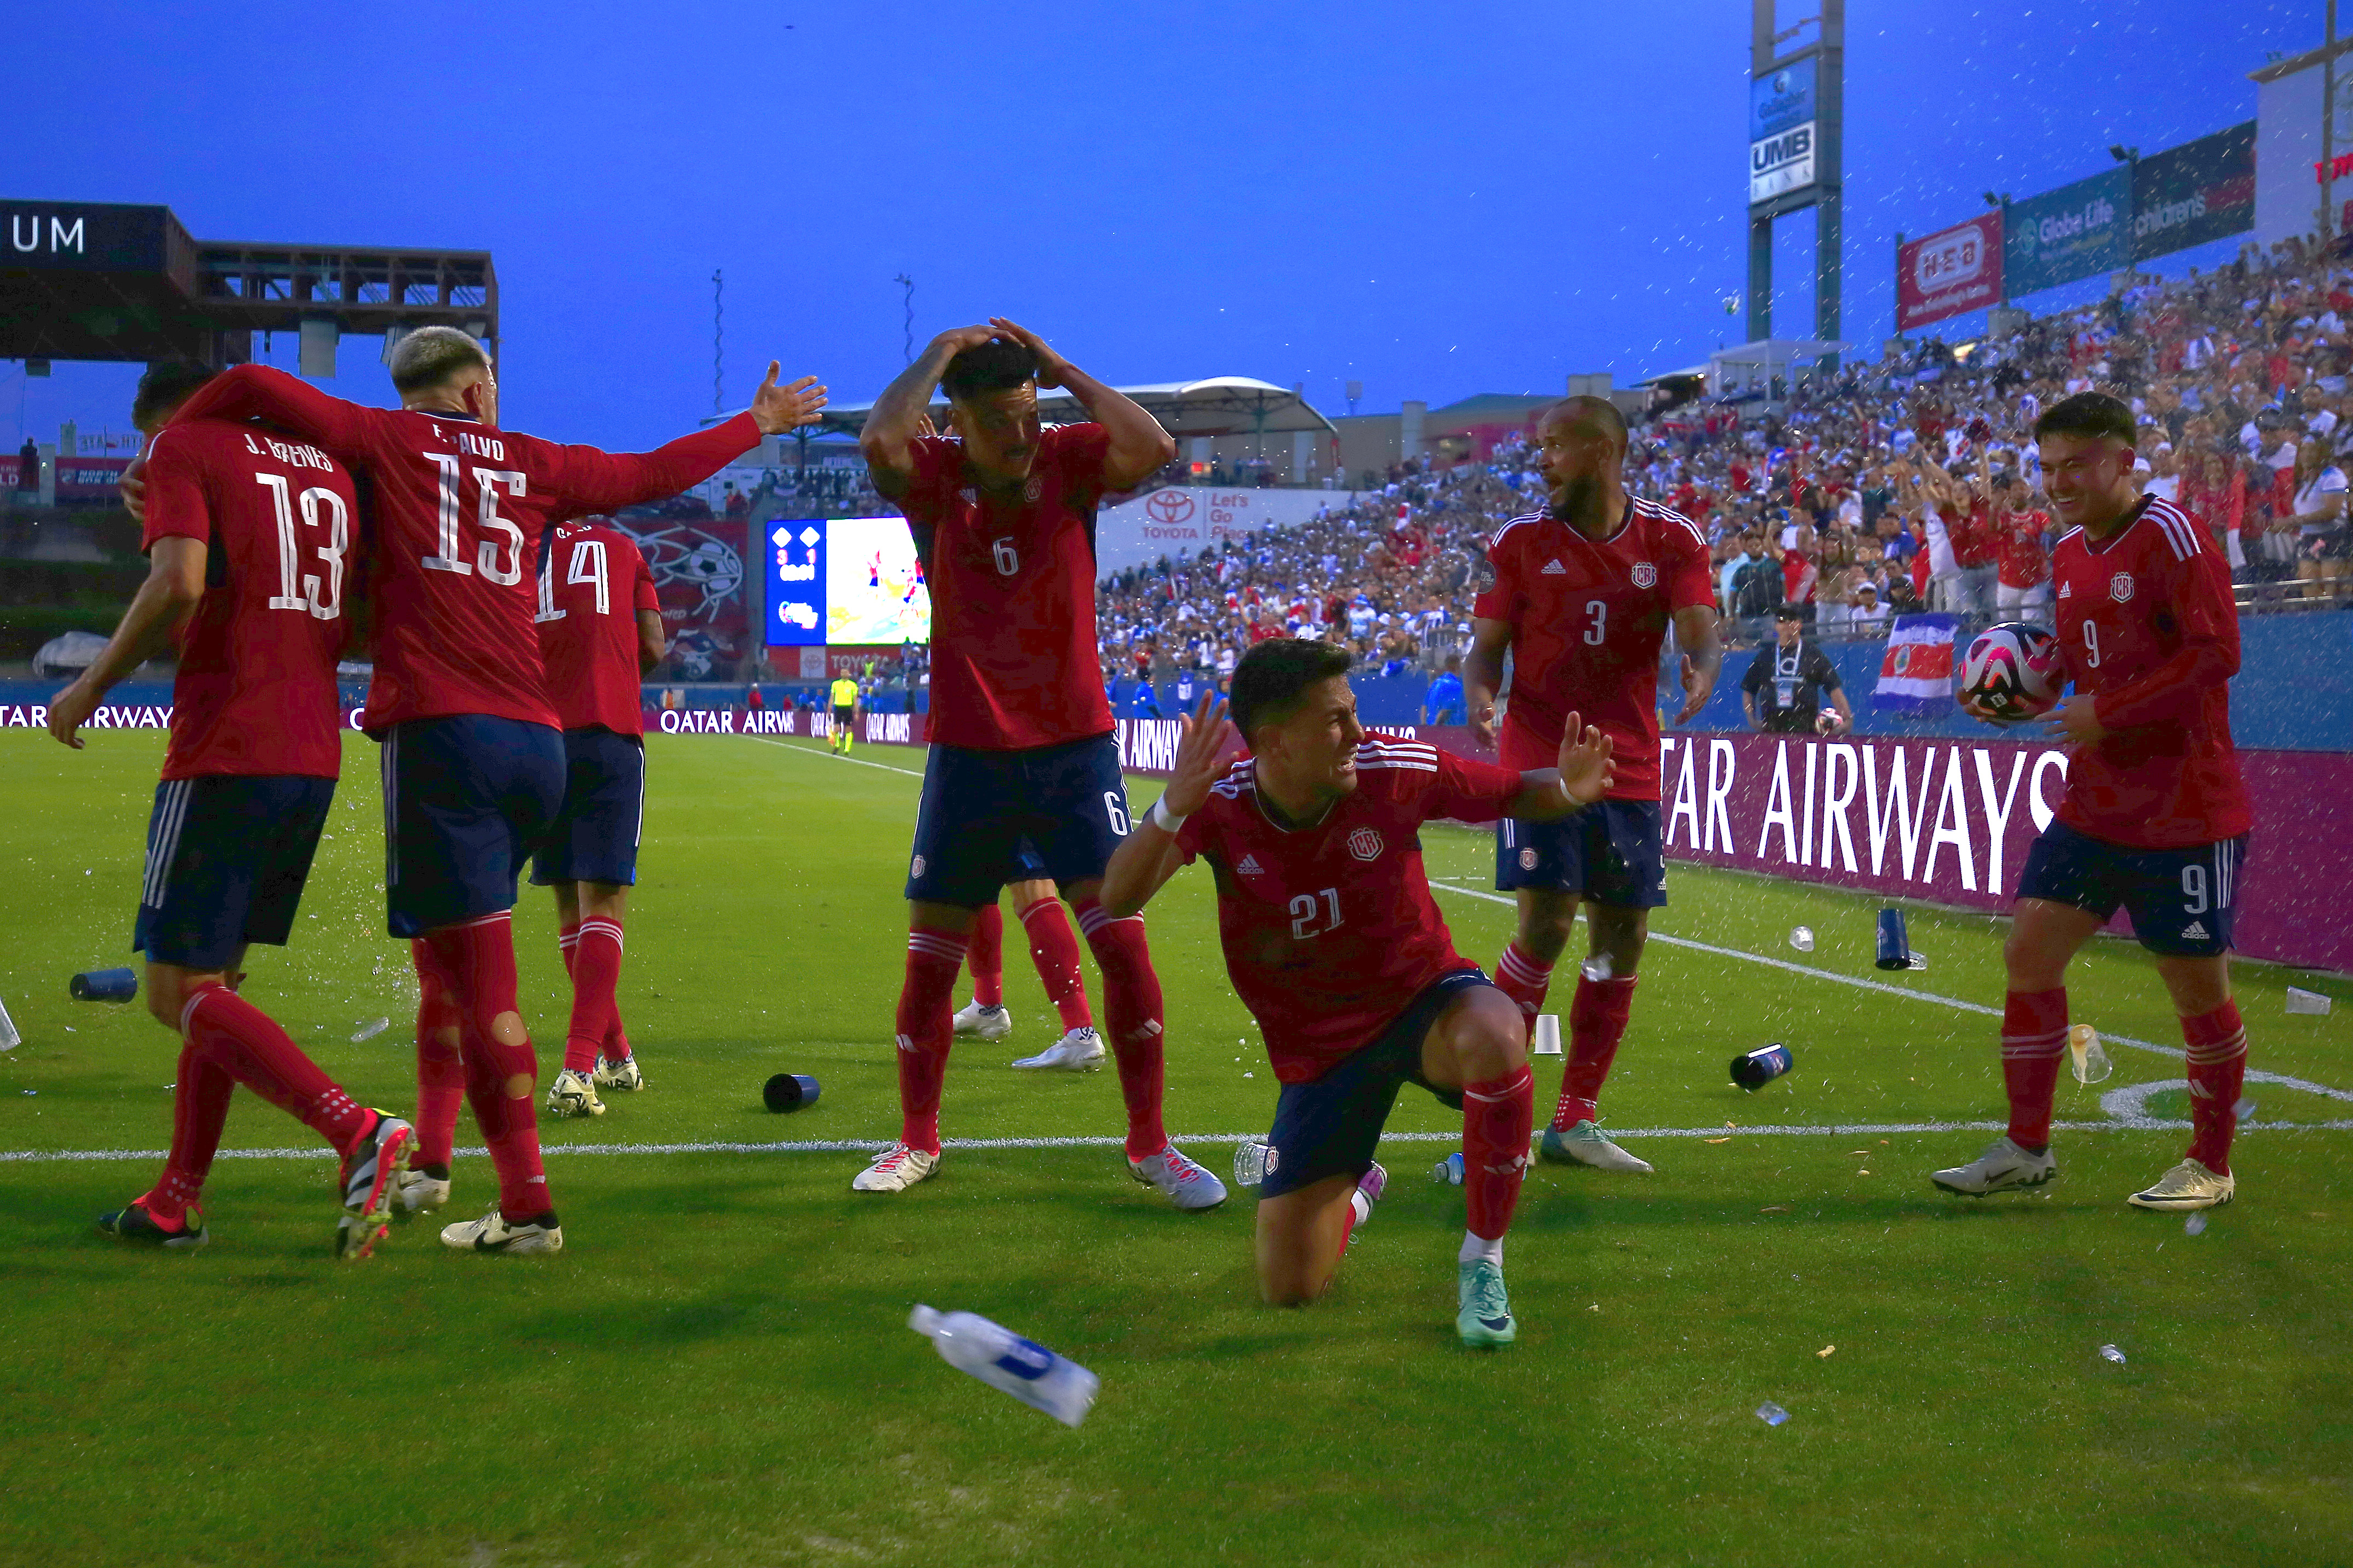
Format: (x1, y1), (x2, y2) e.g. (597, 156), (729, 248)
(1933, 393), (2253, 1211)
(852, 320), (1222, 1205)
(951, 854), (1105, 1071)
(163, 330), (824, 1251)
(1462, 396), (1722, 1175)
(48, 363), (413, 1258)
(531, 516), (665, 1120)
(1100, 642), (1614, 1346)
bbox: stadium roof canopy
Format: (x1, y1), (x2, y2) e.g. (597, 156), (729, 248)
(794, 376), (1335, 440)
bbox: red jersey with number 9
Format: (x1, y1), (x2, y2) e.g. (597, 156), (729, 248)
(899, 424), (1117, 751)
(536, 520), (660, 737)
(167, 365), (760, 733)
(138, 417), (355, 780)
(2049, 496), (2249, 849)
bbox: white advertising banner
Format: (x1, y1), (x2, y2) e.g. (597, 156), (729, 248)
(1093, 488), (1367, 579)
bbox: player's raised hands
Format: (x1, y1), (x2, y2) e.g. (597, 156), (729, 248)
(987, 318), (1071, 388)
(749, 361), (828, 435)
(1554, 711), (1615, 806)
(1161, 691), (1236, 819)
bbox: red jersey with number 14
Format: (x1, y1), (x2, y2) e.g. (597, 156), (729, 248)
(536, 520), (659, 737)
(2050, 495), (2249, 850)
(899, 424), (1116, 751)
(1474, 498), (1713, 800)
(138, 417), (354, 781)
(1172, 737), (1525, 1081)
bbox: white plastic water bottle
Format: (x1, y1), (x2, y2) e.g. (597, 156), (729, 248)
(0, 994), (18, 1052)
(908, 1305), (1099, 1428)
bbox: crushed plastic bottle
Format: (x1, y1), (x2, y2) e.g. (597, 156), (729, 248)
(2285, 987), (2331, 1016)
(1755, 1401), (1790, 1427)
(1787, 926), (1814, 953)
(2067, 1024), (2114, 1086)
(2097, 1344), (2127, 1364)
(1579, 954), (1613, 983)
(0, 995), (18, 1052)
(1233, 1137), (1271, 1189)
(1906, 952), (1929, 971)
(908, 1305), (1098, 1428)
(1432, 1151), (1465, 1186)
(2184, 1212), (2207, 1237)
(351, 1017), (390, 1043)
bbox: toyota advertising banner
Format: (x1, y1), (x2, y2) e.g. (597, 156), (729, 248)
(2132, 121), (2256, 262)
(1092, 486), (1367, 578)
(1896, 213), (2004, 330)
(2003, 168), (2132, 299)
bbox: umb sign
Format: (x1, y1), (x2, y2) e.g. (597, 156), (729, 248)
(1748, 58), (1818, 205)
(1896, 212), (2004, 330)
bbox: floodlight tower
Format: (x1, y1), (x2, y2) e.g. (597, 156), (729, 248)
(1744, 0), (1844, 366)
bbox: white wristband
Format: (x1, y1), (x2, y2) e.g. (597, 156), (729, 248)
(1149, 797), (1188, 834)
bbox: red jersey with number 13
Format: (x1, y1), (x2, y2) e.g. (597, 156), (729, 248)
(899, 423), (1116, 751)
(138, 417), (354, 781)
(536, 520), (659, 737)
(1474, 498), (1714, 800)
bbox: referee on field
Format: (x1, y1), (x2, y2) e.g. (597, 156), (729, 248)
(829, 672), (862, 754)
(1740, 605), (1852, 734)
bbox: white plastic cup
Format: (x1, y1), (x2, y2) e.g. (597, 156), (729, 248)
(1531, 1014), (1563, 1056)
(2286, 987), (2332, 1016)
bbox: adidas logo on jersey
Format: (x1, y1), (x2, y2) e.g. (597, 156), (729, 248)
(2180, 920), (2209, 941)
(1541, 559), (1568, 575)
(2058, 583), (2073, 599)
(1234, 853), (1266, 876)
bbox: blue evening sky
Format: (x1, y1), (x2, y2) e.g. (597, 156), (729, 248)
(0, 1), (2314, 450)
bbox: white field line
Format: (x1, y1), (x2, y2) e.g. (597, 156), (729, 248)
(744, 734), (924, 779)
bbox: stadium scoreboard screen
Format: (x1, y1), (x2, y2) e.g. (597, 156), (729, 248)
(761, 515), (930, 649)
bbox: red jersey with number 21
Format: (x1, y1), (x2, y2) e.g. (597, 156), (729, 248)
(138, 417), (354, 781)
(1474, 498), (1714, 800)
(536, 520), (660, 737)
(1172, 738), (1525, 1081)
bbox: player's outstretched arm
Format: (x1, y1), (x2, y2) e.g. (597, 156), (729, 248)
(1462, 616), (1512, 750)
(46, 538), (205, 749)
(1100, 693), (1233, 919)
(162, 364), (377, 452)
(546, 361), (826, 512)
(989, 318), (1176, 491)
(862, 327), (995, 497)
(1669, 603), (1723, 724)
(1502, 712), (1614, 821)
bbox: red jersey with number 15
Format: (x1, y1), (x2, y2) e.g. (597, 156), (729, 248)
(1172, 737), (1526, 1081)
(536, 520), (659, 737)
(1474, 498), (1714, 800)
(2049, 495), (2249, 850)
(898, 424), (1116, 751)
(138, 417), (354, 781)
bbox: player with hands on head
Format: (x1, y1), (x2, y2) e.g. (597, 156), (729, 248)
(1462, 395), (1721, 1178)
(1101, 644), (1614, 1347)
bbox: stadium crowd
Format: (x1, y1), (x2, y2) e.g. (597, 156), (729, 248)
(1091, 235), (2352, 692)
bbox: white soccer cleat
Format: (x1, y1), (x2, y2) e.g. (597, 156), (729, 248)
(1129, 1142), (1229, 1210)
(1538, 1120), (1654, 1174)
(545, 1068), (605, 1119)
(592, 1053), (644, 1092)
(2127, 1157), (2235, 1211)
(395, 1168), (452, 1214)
(1930, 1136), (2058, 1196)
(851, 1143), (940, 1193)
(439, 1204), (563, 1256)
(952, 1000), (1013, 1040)
(1010, 1026), (1106, 1072)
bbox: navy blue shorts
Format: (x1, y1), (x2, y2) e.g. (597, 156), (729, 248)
(1259, 968), (1492, 1199)
(1495, 799), (1668, 908)
(378, 716), (565, 938)
(905, 734), (1129, 907)
(2017, 822), (2250, 958)
(133, 775), (336, 971)
(529, 728), (647, 888)
(1008, 836), (1049, 882)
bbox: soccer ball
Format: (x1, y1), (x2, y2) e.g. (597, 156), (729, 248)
(1958, 622), (2061, 724)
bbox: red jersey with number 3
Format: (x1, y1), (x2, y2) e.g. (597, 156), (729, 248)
(2049, 496), (2249, 850)
(139, 417), (354, 781)
(167, 365), (759, 733)
(536, 520), (659, 737)
(899, 424), (1116, 751)
(1172, 737), (1524, 1080)
(1474, 498), (1714, 800)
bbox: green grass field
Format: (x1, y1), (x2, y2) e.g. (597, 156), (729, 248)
(2, 727), (2349, 1568)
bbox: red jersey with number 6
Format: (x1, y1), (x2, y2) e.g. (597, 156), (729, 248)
(139, 417), (354, 781)
(1474, 498), (1713, 800)
(898, 423), (1116, 751)
(167, 365), (759, 733)
(536, 520), (660, 737)
(1172, 737), (1525, 1081)
(2049, 495), (2249, 850)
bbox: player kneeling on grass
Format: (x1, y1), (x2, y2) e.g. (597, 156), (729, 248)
(1100, 641), (1614, 1347)
(48, 362), (412, 1259)
(1932, 392), (2254, 1212)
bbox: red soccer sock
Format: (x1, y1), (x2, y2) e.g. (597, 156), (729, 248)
(564, 917), (625, 1076)
(1493, 941), (1555, 1023)
(603, 1019), (632, 1063)
(896, 927), (968, 1154)
(181, 983), (374, 1154)
(2001, 988), (2069, 1151)
(557, 918), (582, 978)
(424, 912), (552, 1221)
(1555, 973), (1638, 1129)
(1020, 898), (1094, 1030)
(1074, 899), (1168, 1160)
(1463, 1066), (1534, 1242)
(411, 937), (465, 1172)
(967, 903), (1005, 1008)
(149, 1042), (235, 1225)
(2182, 1001), (2248, 1175)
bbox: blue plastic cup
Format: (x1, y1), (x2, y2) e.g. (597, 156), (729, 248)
(1874, 909), (1911, 972)
(70, 967), (138, 1003)
(1731, 1042), (1794, 1090)
(763, 1073), (821, 1113)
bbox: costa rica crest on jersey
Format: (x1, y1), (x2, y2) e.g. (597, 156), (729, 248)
(2109, 572), (2135, 603)
(1347, 827), (1384, 862)
(1631, 561), (1657, 589)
